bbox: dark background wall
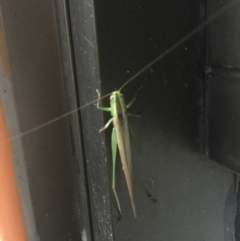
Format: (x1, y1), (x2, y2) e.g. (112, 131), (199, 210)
(0, 0), (238, 240)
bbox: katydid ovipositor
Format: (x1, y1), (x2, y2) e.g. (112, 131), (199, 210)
(97, 89), (153, 218)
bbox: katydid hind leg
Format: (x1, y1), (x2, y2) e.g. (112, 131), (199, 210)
(129, 126), (154, 191)
(127, 110), (146, 118)
(111, 127), (122, 219)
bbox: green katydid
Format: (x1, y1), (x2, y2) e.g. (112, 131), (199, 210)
(96, 89), (153, 218)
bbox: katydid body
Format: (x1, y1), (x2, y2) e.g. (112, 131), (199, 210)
(97, 89), (154, 218)
(97, 90), (137, 218)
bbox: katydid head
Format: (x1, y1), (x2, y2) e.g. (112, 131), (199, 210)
(110, 91), (126, 115)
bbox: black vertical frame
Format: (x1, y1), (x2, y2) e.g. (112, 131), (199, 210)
(61, 0), (114, 240)
(54, 1), (93, 240)
(206, 0), (240, 173)
(205, 1), (240, 239)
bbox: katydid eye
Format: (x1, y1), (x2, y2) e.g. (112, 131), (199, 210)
(110, 96), (114, 100)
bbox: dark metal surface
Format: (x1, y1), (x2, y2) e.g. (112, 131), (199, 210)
(207, 67), (240, 174)
(206, 0), (240, 172)
(206, 1), (240, 239)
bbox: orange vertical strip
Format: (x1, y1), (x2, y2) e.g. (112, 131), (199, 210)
(0, 99), (28, 241)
